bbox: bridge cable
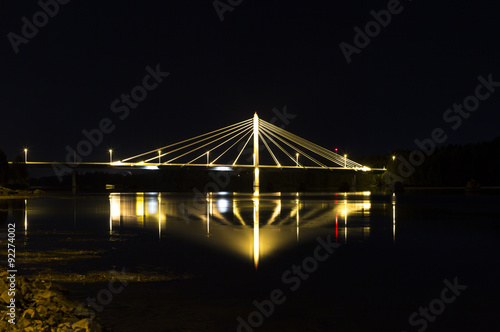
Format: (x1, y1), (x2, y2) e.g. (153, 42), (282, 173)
(184, 125), (253, 166)
(122, 118), (252, 162)
(164, 121), (253, 165)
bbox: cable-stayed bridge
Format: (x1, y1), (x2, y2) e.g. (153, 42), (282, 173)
(12, 114), (383, 193)
(118, 113), (372, 170)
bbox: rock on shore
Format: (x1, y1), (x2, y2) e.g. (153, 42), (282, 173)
(0, 271), (105, 331)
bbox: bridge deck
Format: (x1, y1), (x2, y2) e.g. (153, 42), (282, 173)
(10, 161), (386, 173)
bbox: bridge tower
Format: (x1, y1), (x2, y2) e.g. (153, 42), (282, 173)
(253, 112), (259, 195)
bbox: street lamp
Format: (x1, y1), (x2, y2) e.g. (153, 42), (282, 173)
(344, 154), (347, 168)
(392, 155), (396, 161)
(24, 148), (28, 163)
(296, 153), (299, 167)
(109, 149), (113, 163)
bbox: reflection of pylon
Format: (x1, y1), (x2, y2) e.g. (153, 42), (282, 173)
(253, 197), (259, 269)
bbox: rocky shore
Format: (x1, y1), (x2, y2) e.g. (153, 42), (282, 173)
(0, 271), (106, 332)
(0, 186), (45, 197)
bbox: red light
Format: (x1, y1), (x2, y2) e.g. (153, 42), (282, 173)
(334, 148), (338, 152)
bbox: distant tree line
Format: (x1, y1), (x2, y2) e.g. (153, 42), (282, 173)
(0, 149), (29, 189)
(356, 136), (500, 187)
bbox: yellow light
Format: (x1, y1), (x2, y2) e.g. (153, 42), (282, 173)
(392, 155), (396, 161)
(110, 195), (121, 220)
(393, 199), (396, 244)
(136, 193), (144, 219)
(254, 167), (260, 196)
(24, 199), (28, 234)
(296, 198), (300, 242)
(158, 194), (162, 239)
(253, 198), (260, 269)
(344, 199), (347, 242)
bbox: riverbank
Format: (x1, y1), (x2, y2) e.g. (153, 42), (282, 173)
(0, 271), (106, 332)
(0, 186), (46, 199)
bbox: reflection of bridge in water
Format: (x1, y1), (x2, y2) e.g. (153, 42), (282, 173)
(108, 192), (397, 268)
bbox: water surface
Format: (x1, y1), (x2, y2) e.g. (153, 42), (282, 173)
(2, 190), (499, 331)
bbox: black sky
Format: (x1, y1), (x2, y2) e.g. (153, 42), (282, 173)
(1, 0), (500, 163)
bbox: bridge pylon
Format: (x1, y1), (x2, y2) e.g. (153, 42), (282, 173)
(253, 112), (259, 195)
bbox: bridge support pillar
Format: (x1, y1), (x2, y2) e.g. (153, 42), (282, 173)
(253, 167), (259, 195)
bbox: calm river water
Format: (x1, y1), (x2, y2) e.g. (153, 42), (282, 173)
(1, 189), (499, 331)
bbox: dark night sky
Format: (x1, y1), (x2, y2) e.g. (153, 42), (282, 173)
(1, 0), (500, 163)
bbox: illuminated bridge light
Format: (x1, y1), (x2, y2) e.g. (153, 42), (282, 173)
(142, 166), (159, 170)
(211, 166), (232, 171)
